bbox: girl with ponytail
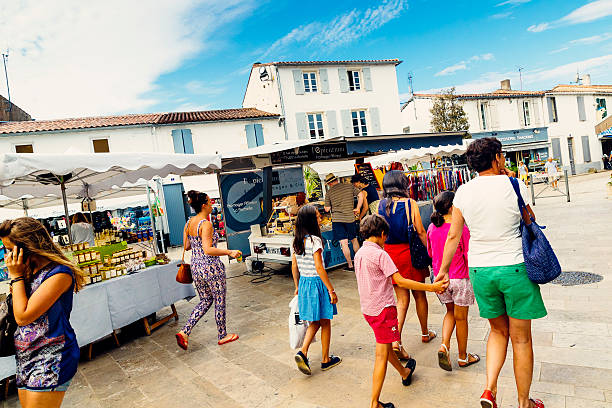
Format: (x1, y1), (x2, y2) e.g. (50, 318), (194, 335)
(426, 191), (480, 373)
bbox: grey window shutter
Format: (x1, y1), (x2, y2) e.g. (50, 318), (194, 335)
(326, 111), (338, 137)
(338, 68), (349, 93)
(362, 67), (373, 91)
(369, 107), (381, 135)
(295, 113), (308, 139)
(181, 129), (194, 153)
(551, 138), (562, 164)
(254, 124), (264, 146)
(547, 98), (555, 122)
(292, 70), (305, 95)
(577, 96), (586, 121)
(581, 135), (591, 162)
(532, 99), (541, 125)
(517, 100), (524, 127)
(319, 69), (330, 94)
(245, 124), (257, 148)
(171, 129), (184, 153)
(340, 109), (353, 136)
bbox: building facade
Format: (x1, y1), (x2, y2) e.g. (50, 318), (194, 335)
(243, 59), (404, 141)
(402, 78), (612, 173)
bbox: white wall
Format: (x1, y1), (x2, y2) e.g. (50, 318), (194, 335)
(0, 118), (284, 155)
(242, 67), (283, 115)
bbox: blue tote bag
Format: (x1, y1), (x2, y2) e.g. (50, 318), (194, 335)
(509, 177), (561, 284)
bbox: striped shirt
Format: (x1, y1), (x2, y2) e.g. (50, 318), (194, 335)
(324, 182), (360, 223)
(354, 241), (398, 316)
(296, 236), (323, 277)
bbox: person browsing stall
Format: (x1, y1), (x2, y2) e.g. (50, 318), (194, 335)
(70, 212), (95, 247)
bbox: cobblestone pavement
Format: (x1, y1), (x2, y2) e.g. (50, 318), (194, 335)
(3, 172), (612, 408)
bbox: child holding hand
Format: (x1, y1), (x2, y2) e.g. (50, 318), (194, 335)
(354, 214), (449, 408)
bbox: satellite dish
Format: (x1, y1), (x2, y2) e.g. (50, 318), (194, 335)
(259, 66), (269, 81)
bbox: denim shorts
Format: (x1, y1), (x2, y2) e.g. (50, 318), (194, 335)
(18, 379), (72, 392)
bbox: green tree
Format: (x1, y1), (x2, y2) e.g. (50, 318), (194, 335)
(429, 87), (470, 136)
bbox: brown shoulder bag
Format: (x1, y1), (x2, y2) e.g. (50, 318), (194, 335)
(176, 220), (193, 284)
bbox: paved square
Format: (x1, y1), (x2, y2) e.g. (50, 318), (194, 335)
(3, 172), (611, 408)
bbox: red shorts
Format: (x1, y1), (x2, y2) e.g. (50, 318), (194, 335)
(364, 306), (401, 344)
(385, 243), (428, 284)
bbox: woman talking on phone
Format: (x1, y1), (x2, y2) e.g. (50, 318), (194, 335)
(0, 217), (84, 408)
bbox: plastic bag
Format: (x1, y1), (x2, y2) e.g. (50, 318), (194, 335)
(288, 296), (309, 349)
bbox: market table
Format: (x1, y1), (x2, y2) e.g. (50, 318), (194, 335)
(0, 260), (195, 380)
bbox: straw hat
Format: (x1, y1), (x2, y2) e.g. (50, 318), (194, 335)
(324, 173), (338, 184)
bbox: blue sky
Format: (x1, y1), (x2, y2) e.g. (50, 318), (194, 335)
(2, 0), (612, 119)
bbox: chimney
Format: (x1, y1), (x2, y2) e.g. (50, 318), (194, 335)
(583, 74), (591, 86)
(500, 79), (511, 90)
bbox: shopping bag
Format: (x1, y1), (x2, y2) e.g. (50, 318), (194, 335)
(288, 296), (309, 349)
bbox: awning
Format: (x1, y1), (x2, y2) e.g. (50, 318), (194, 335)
(502, 142), (550, 153)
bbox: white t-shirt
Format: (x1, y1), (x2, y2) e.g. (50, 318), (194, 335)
(544, 161), (558, 175)
(296, 236), (323, 277)
(453, 175), (530, 268)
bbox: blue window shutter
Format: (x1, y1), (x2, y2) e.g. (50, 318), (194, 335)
(577, 96), (586, 121)
(581, 135), (591, 162)
(338, 68), (349, 93)
(254, 124), (264, 146)
(171, 129), (184, 153)
(295, 113), (308, 139)
(340, 109), (352, 136)
(551, 138), (562, 164)
(245, 124), (257, 148)
(369, 107), (381, 135)
(319, 69), (329, 94)
(181, 129), (194, 154)
(362, 67), (373, 91)
(292, 70), (305, 95)
(326, 111), (338, 137)
(547, 98), (555, 122)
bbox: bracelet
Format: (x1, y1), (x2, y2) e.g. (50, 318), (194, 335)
(10, 277), (24, 286)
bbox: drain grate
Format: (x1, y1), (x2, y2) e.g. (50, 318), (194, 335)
(551, 271), (603, 286)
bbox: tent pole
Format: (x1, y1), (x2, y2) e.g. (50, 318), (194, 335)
(61, 181), (73, 245)
(156, 178), (167, 253)
(146, 183), (159, 255)
(22, 198), (28, 217)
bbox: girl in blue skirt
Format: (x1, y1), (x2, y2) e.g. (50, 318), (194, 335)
(291, 205), (341, 375)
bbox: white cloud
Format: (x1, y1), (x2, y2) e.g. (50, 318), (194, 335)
(435, 54), (495, 77)
(527, 0), (612, 32)
(0, 0), (256, 119)
(549, 32), (612, 53)
(184, 81), (227, 96)
(496, 0), (531, 7)
(263, 0), (407, 58)
(491, 12), (513, 19)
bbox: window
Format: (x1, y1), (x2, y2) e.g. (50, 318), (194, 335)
(480, 103), (487, 130)
(347, 70), (361, 91)
(303, 72), (317, 93)
(548, 97), (558, 123)
(92, 138), (110, 153)
(171, 129), (194, 153)
(523, 101), (531, 126)
(307, 113), (324, 139)
(15, 144), (33, 153)
(596, 98), (607, 119)
(351, 110), (367, 136)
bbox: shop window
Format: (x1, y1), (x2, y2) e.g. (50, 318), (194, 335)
(307, 113), (325, 139)
(303, 72), (318, 93)
(15, 144), (33, 153)
(351, 110), (367, 136)
(92, 138), (110, 153)
(523, 101), (531, 126)
(347, 70), (361, 91)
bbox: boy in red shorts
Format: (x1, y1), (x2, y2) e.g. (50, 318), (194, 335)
(355, 215), (449, 408)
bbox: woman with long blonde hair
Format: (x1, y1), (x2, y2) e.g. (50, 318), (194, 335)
(0, 217), (84, 408)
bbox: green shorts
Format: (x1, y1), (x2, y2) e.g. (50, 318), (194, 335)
(469, 263), (547, 320)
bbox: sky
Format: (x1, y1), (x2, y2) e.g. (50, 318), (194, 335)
(1, 0), (612, 120)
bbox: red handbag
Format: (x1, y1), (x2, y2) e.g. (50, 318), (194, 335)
(176, 220), (193, 284)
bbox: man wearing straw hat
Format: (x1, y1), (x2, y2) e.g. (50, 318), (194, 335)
(324, 173), (361, 270)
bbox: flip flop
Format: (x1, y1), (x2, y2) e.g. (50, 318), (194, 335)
(458, 352), (481, 368)
(218, 333), (239, 345)
(421, 329), (437, 343)
(392, 343), (411, 361)
(175, 332), (188, 351)
(401, 358), (417, 386)
(437, 344), (452, 371)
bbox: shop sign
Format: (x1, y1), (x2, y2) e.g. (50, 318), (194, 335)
(354, 162), (381, 189)
(271, 143), (347, 164)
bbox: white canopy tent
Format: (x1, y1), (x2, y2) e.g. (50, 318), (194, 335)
(0, 153), (221, 247)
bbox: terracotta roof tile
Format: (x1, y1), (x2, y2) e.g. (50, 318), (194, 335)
(414, 90), (547, 99)
(254, 59), (402, 67)
(0, 108), (278, 135)
(550, 84), (612, 94)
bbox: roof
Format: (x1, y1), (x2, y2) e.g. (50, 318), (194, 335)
(253, 59), (402, 67)
(549, 84), (612, 94)
(0, 108), (279, 135)
(414, 89), (548, 99)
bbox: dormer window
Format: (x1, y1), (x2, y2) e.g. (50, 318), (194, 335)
(303, 72), (318, 93)
(347, 70), (361, 91)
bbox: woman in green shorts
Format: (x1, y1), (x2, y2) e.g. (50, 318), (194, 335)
(434, 137), (547, 408)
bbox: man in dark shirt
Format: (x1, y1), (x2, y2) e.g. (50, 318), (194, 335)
(351, 174), (380, 218)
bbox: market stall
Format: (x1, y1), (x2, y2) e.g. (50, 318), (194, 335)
(219, 132), (467, 272)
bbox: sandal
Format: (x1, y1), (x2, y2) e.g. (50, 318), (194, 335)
(401, 358), (417, 386)
(392, 343), (411, 361)
(528, 399), (544, 408)
(480, 390), (497, 408)
(217, 333), (239, 345)
(175, 332), (188, 350)
(437, 344), (452, 372)
(378, 402), (395, 408)
(458, 352), (481, 368)
(421, 329), (437, 343)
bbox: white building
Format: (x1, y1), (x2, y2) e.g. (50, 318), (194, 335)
(243, 59), (404, 141)
(0, 108), (283, 155)
(402, 78), (612, 173)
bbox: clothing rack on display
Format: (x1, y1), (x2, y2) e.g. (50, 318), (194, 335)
(404, 165), (471, 201)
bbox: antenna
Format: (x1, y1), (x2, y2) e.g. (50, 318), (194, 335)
(407, 72), (417, 119)
(1, 50), (11, 118)
(572, 69), (582, 85)
(517, 66), (524, 91)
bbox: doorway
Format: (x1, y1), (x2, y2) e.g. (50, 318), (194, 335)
(567, 137), (576, 175)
